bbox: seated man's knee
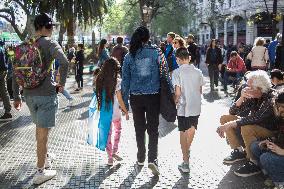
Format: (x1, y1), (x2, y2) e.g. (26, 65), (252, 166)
(240, 125), (253, 136)
(260, 152), (275, 169)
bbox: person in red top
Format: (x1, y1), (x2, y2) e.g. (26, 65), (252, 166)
(223, 51), (246, 92)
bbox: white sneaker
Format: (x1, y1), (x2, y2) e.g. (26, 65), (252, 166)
(45, 153), (54, 169)
(113, 154), (123, 161)
(178, 162), (190, 173)
(68, 99), (74, 107)
(33, 169), (56, 185)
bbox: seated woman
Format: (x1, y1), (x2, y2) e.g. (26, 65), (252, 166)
(250, 90), (284, 188)
(271, 69), (284, 91)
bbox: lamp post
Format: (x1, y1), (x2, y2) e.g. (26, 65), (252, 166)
(142, 4), (153, 31)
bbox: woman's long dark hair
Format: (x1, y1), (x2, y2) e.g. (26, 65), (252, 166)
(129, 26), (150, 57)
(95, 57), (120, 111)
(97, 39), (107, 57)
(209, 39), (216, 49)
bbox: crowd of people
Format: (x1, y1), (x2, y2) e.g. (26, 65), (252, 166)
(0, 12), (283, 188)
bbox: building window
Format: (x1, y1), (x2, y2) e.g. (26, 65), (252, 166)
(206, 34), (209, 39)
(229, 0), (232, 7)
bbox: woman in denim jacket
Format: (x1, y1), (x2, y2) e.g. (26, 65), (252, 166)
(122, 26), (163, 176)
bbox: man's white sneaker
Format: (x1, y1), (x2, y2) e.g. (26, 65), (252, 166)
(68, 99), (74, 107)
(33, 169), (56, 185)
(45, 153), (54, 169)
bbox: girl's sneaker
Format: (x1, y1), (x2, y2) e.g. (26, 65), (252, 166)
(33, 169), (56, 185)
(178, 162), (190, 173)
(107, 158), (113, 166)
(113, 154), (123, 161)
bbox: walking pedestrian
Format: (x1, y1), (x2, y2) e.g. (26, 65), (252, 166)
(95, 58), (129, 166)
(173, 47), (205, 173)
(0, 40), (12, 121)
(122, 26), (169, 176)
(97, 39), (110, 68)
(187, 34), (198, 67)
(268, 33), (281, 70)
(247, 37), (269, 71)
(111, 37), (128, 69)
(75, 44), (84, 91)
(164, 32), (179, 73)
(12, 13), (69, 185)
(205, 39), (223, 91)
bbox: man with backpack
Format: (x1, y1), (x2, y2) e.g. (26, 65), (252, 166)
(111, 37), (128, 69)
(0, 40), (13, 121)
(12, 13), (69, 185)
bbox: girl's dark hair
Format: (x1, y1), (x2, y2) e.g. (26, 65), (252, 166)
(95, 57), (120, 111)
(98, 39), (108, 57)
(129, 26), (150, 57)
(271, 69), (284, 80)
(209, 39), (216, 49)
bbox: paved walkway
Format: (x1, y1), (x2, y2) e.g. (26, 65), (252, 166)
(0, 62), (269, 189)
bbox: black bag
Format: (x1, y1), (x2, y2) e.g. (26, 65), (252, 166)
(157, 49), (177, 122)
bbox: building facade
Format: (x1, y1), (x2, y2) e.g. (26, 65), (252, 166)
(192, 0), (284, 45)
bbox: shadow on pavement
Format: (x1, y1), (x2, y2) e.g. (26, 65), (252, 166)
(217, 164), (266, 189)
(137, 175), (159, 189)
(118, 164), (143, 189)
(172, 172), (191, 189)
(203, 91), (222, 102)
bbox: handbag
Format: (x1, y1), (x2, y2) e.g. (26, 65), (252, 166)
(157, 49), (177, 122)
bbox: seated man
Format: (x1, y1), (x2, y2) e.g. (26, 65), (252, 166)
(223, 51), (246, 92)
(251, 90), (284, 188)
(271, 69), (284, 91)
(217, 70), (278, 177)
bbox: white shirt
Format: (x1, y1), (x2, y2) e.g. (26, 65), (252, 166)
(172, 64), (205, 117)
(112, 79), (122, 121)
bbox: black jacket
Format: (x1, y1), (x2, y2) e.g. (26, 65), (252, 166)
(75, 50), (84, 74)
(0, 47), (7, 72)
(275, 45), (284, 71)
(187, 42), (197, 62)
(205, 47), (223, 65)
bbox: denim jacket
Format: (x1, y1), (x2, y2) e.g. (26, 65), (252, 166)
(122, 45), (161, 108)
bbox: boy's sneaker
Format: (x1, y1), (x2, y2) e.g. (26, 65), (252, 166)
(33, 169), (56, 185)
(234, 161), (261, 177)
(68, 99), (74, 107)
(223, 149), (246, 164)
(113, 154), (123, 161)
(0, 113), (13, 122)
(178, 162), (190, 173)
(148, 160), (160, 176)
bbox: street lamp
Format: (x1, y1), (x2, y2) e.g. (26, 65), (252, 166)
(142, 4), (153, 31)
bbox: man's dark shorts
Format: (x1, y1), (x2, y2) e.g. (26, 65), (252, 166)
(177, 115), (200, 132)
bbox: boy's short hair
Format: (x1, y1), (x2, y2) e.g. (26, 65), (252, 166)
(271, 69), (283, 80)
(175, 47), (190, 60)
(167, 32), (176, 40)
(230, 51), (238, 57)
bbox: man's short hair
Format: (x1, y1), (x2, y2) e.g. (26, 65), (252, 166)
(276, 89), (284, 104)
(188, 34), (195, 40)
(117, 37), (123, 44)
(78, 43), (84, 49)
(34, 13), (55, 31)
(167, 32), (176, 40)
(230, 51), (238, 57)
(271, 69), (283, 80)
(175, 47), (189, 60)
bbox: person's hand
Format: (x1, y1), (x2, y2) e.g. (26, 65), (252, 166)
(125, 112), (129, 120)
(241, 87), (253, 99)
(14, 100), (22, 111)
(258, 140), (269, 149)
(267, 142), (284, 156)
(216, 122), (237, 138)
(218, 64), (223, 71)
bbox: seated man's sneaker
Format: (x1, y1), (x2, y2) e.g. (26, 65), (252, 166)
(178, 162), (190, 173)
(0, 113), (13, 122)
(33, 169), (56, 185)
(234, 161), (261, 177)
(223, 149), (246, 164)
(148, 160), (160, 176)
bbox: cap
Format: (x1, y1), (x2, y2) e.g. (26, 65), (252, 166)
(34, 13), (58, 29)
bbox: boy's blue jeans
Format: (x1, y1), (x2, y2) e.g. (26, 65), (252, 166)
(62, 89), (73, 100)
(251, 141), (284, 183)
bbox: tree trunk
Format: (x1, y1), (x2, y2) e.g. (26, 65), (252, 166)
(92, 31), (96, 49)
(58, 23), (66, 46)
(66, 18), (75, 46)
(272, 0), (278, 40)
(25, 15), (36, 38)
